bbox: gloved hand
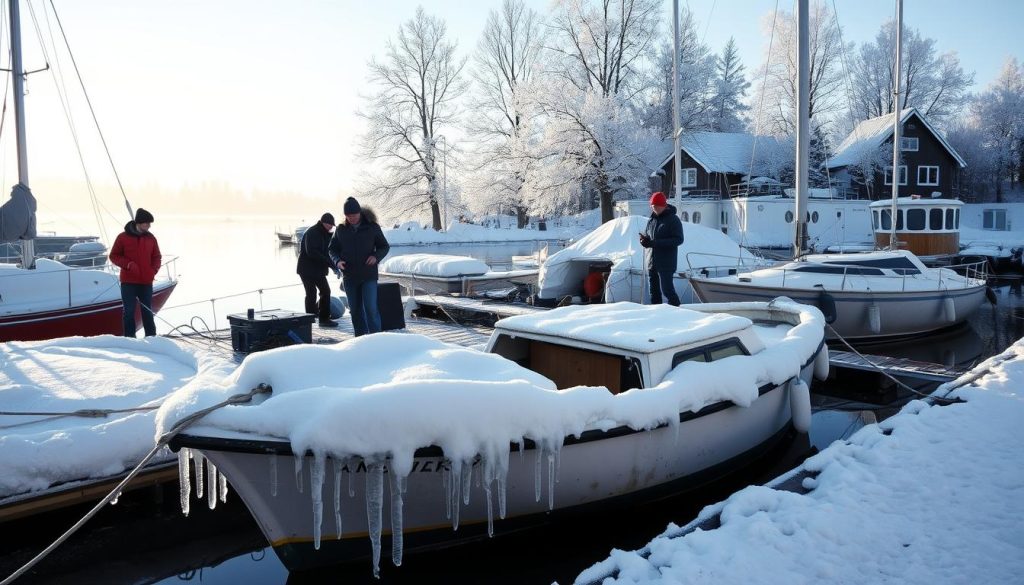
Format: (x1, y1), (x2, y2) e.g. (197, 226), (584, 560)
(639, 234), (652, 248)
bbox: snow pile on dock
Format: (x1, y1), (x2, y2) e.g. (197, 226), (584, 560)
(0, 336), (234, 499)
(379, 254), (490, 277)
(576, 336), (1024, 585)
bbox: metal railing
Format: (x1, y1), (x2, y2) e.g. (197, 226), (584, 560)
(0, 256), (179, 309)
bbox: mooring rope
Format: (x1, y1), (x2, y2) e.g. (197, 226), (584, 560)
(0, 383), (273, 585)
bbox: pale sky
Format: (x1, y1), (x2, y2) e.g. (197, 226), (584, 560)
(3, 0), (1020, 215)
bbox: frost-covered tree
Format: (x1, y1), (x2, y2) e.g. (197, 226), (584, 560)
(357, 7), (467, 230)
(638, 7), (716, 137)
(750, 1), (848, 136)
(946, 122), (998, 202)
(547, 0), (662, 99)
(971, 57), (1024, 201)
(464, 0), (545, 228)
(521, 82), (659, 223)
(710, 38), (751, 132)
(848, 21), (974, 129)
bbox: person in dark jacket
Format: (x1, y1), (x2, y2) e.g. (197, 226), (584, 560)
(329, 197), (390, 336)
(109, 208), (162, 337)
(639, 192), (683, 306)
(297, 212), (338, 327)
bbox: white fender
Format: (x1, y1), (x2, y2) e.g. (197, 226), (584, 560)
(813, 346), (830, 381)
(789, 378), (812, 434)
(868, 303), (881, 334)
(943, 296), (956, 323)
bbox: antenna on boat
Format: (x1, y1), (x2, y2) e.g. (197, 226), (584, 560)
(794, 0), (809, 259)
(888, 0), (904, 251)
(10, 0), (34, 268)
(671, 0), (682, 209)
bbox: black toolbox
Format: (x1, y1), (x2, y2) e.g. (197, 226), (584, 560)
(226, 309), (315, 353)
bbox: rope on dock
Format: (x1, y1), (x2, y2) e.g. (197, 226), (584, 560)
(0, 383), (273, 585)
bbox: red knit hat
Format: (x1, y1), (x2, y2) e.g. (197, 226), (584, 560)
(649, 192), (667, 206)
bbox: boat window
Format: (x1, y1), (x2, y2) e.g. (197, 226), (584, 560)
(830, 257), (921, 275)
(880, 209), (891, 231)
(929, 209), (944, 230)
(811, 211), (819, 223)
(794, 265), (884, 276)
(955, 208), (960, 229)
(945, 208), (954, 230)
(872, 210), (879, 230)
(785, 210), (794, 224)
(896, 210), (904, 230)
(907, 209), (926, 230)
(681, 211), (689, 222)
(671, 338), (749, 368)
(693, 211), (702, 224)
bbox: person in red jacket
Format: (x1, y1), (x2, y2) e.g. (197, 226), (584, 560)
(109, 208), (162, 337)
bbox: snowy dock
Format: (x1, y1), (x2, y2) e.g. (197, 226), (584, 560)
(828, 349), (967, 383)
(574, 336), (1024, 585)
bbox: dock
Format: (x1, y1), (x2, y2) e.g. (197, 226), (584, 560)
(828, 350), (967, 383)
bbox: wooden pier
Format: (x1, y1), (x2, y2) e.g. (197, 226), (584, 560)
(828, 350), (966, 383)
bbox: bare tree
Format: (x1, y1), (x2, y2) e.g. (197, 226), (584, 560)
(358, 7), (467, 230)
(972, 57), (1024, 201)
(547, 0), (662, 99)
(465, 0), (546, 228)
(848, 21), (974, 129)
(750, 1), (848, 136)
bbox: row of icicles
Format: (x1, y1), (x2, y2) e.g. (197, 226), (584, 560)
(176, 443), (563, 577)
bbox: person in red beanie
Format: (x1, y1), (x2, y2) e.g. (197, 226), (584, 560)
(109, 207), (162, 336)
(639, 192), (683, 306)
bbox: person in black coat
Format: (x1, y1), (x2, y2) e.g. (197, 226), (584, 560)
(329, 197), (390, 336)
(639, 192), (684, 306)
(297, 213), (338, 327)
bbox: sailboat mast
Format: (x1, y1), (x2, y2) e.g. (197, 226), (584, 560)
(671, 0), (682, 207)
(888, 0), (903, 250)
(794, 0), (809, 258)
(9, 0), (33, 267)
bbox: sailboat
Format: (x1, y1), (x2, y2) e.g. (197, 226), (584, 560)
(0, 0), (176, 342)
(686, 0), (988, 341)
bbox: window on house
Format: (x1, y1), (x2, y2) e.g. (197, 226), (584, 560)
(681, 168), (697, 188)
(900, 137), (919, 151)
(918, 166), (939, 186)
(884, 166), (908, 186)
(983, 209), (1008, 231)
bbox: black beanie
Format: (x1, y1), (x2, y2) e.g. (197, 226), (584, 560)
(343, 197), (361, 215)
(320, 212), (336, 226)
(134, 208), (154, 224)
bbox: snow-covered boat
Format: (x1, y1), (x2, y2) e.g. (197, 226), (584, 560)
(534, 216), (764, 306)
(163, 300), (827, 574)
(380, 253), (538, 296)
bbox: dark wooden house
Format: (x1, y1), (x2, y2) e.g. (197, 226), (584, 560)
(825, 108), (967, 201)
(656, 132), (786, 198)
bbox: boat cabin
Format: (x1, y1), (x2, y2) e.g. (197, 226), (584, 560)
(868, 198), (961, 258)
(484, 304), (764, 394)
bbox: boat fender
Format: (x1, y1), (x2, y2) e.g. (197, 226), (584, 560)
(789, 378), (812, 434)
(814, 286), (837, 324)
(985, 286), (998, 306)
(813, 346), (830, 381)
(943, 296), (956, 323)
(329, 296), (347, 319)
(868, 303), (881, 334)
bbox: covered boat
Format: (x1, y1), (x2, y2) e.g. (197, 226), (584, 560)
(163, 300), (827, 575)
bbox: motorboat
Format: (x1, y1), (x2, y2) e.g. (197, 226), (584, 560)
(164, 300), (827, 574)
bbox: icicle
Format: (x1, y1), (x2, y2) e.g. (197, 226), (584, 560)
(450, 459), (462, 531)
(460, 459), (472, 506)
(310, 455), (325, 551)
(294, 455), (305, 494)
(365, 462), (385, 578)
(348, 464), (356, 497)
(270, 456), (278, 497)
(218, 472), (228, 503)
(207, 459), (218, 510)
(194, 451), (206, 499)
(534, 444), (543, 503)
(178, 448), (192, 516)
(333, 457), (343, 539)
(547, 451), (555, 510)
(497, 472), (507, 520)
(443, 461), (452, 520)
(484, 464), (494, 538)
(388, 463), (405, 567)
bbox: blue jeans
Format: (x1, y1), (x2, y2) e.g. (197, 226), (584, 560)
(648, 269), (680, 306)
(121, 283), (156, 337)
(343, 278), (380, 337)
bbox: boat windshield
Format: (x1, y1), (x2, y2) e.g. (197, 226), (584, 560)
(823, 256), (921, 275)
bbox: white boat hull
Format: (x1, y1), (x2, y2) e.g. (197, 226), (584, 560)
(689, 279), (987, 340)
(179, 368), (809, 571)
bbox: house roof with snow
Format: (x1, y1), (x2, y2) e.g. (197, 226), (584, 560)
(825, 107), (967, 169)
(658, 132), (786, 175)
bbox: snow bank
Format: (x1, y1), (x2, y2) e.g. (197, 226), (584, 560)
(576, 336), (1024, 585)
(379, 254), (490, 277)
(0, 336), (234, 499)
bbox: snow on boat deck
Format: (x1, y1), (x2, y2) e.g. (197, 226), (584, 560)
(576, 335), (1024, 585)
